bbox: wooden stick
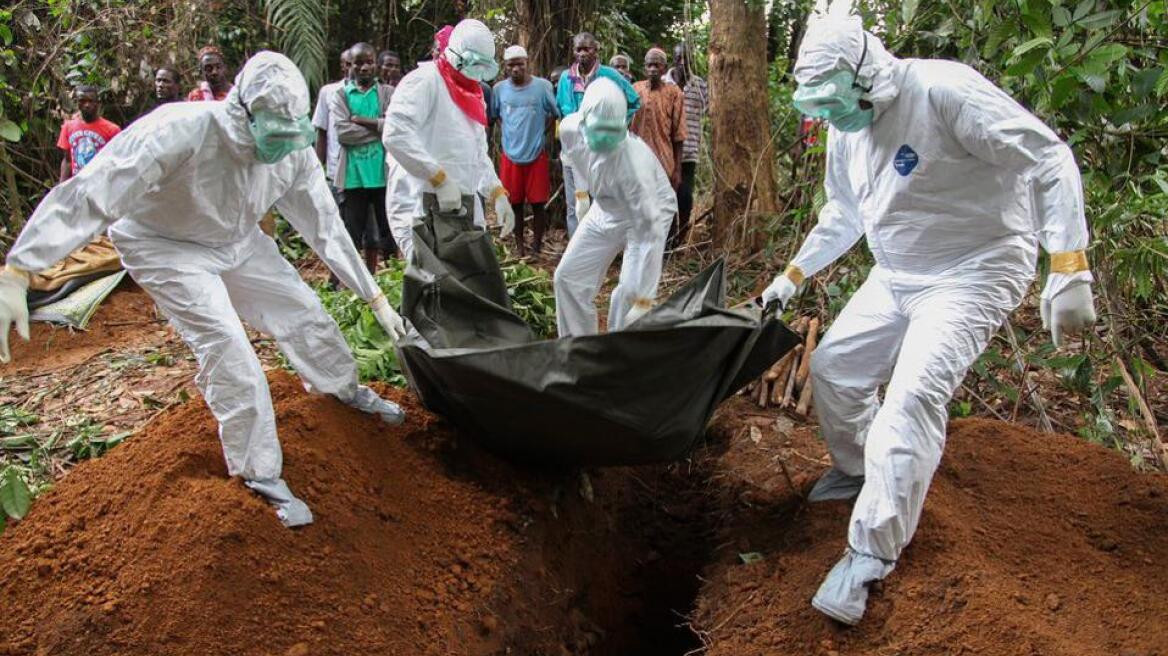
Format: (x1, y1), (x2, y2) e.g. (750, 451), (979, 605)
(796, 377), (814, 416)
(769, 351), (798, 405)
(781, 345), (803, 408)
(756, 380), (770, 408)
(794, 317), (820, 392)
(1114, 356), (1168, 470)
(764, 352), (788, 382)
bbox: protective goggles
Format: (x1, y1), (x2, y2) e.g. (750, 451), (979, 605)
(450, 48), (500, 82)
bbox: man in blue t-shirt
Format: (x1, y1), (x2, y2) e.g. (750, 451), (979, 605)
(491, 45), (559, 256)
(555, 32), (640, 238)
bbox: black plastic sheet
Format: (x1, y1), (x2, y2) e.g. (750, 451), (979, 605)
(396, 195), (800, 466)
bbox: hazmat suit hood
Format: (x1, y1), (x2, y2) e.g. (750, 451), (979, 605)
(223, 51), (312, 150)
(444, 19), (499, 81)
(579, 77), (629, 154)
(794, 2), (902, 121)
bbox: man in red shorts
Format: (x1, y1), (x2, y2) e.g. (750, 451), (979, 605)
(490, 45), (559, 256)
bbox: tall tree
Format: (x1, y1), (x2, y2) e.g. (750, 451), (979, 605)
(708, 0), (779, 251)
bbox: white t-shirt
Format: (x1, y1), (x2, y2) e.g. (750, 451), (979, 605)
(311, 80), (344, 182)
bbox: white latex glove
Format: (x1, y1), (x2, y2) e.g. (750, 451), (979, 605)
(760, 274), (797, 310)
(433, 174), (463, 213)
(624, 302), (651, 326)
(1041, 278), (1096, 347)
(494, 192), (515, 239)
(575, 193), (591, 225)
(0, 268), (30, 363)
(370, 294), (406, 342)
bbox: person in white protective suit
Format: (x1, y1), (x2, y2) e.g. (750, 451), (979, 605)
(0, 52), (409, 529)
(554, 78), (678, 336)
(759, 1), (1097, 625)
(382, 19), (515, 263)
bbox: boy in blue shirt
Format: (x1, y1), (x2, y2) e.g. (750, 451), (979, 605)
(491, 46), (559, 256)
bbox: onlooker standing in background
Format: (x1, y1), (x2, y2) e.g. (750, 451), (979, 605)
(187, 46), (233, 101)
(58, 85), (121, 183)
(665, 43), (709, 248)
(491, 45), (559, 256)
(378, 50), (403, 86)
(313, 49), (353, 192)
(154, 67), (183, 106)
(556, 32), (640, 238)
(330, 42), (395, 273)
(608, 54), (635, 83)
(630, 48), (686, 190)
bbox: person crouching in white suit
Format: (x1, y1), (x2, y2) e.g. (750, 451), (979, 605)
(0, 52), (409, 528)
(759, 2), (1097, 624)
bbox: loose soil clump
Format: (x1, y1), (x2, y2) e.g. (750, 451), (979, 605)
(693, 402), (1168, 655)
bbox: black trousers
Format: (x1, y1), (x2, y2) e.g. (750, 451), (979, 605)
(340, 186), (395, 256)
(671, 161), (698, 247)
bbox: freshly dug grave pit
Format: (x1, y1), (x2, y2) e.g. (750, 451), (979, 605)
(692, 403), (1168, 655)
(0, 370), (715, 656)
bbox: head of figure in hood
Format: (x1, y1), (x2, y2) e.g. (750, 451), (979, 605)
(230, 51), (316, 163)
(792, 0), (897, 132)
(580, 77), (628, 153)
(443, 19), (499, 82)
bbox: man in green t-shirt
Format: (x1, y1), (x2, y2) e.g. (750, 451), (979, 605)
(329, 42), (395, 273)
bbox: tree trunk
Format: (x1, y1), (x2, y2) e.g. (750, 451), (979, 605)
(708, 0), (780, 252)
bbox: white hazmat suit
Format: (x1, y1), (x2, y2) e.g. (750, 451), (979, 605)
(0, 52), (407, 528)
(762, 7), (1097, 624)
(382, 19), (513, 263)
(555, 78), (678, 336)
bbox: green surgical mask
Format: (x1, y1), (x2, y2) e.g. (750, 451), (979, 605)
(792, 34), (874, 133)
(246, 109), (315, 163)
(793, 70), (873, 133)
(582, 114), (627, 153)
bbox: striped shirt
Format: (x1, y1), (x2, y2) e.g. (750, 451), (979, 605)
(665, 69), (708, 163)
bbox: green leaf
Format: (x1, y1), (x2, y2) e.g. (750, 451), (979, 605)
(1006, 49), (1047, 77)
(1084, 43), (1128, 70)
(0, 118), (20, 142)
(1053, 6), (1073, 27)
(0, 25), (10, 46)
(1111, 104), (1158, 127)
(1072, 0), (1094, 21)
(1049, 74), (1080, 108)
(1011, 36), (1053, 59)
(1155, 68), (1168, 97)
(1022, 5), (1052, 37)
(1077, 9), (1122, 30)
(0, 468), (31, 520)
(902, 0), (920, 23)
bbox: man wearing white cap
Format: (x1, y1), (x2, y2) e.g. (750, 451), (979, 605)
(490, 45), (559, 256)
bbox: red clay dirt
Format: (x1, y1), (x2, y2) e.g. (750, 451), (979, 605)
(693, 401), (1168, 656)
(0, 370), (713, 656)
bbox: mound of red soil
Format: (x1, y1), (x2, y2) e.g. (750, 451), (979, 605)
(693, 407), (1168, 655)
(0, 371), (715, 656)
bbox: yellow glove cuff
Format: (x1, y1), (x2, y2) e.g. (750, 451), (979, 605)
(574, 191), (590, 201)
(2, 265), (29, 285)
(488, 186), (509, 205)
(783, 265), (805, 286)
(428, 169), (447, 187)
(1050, 250), (1089, 274)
